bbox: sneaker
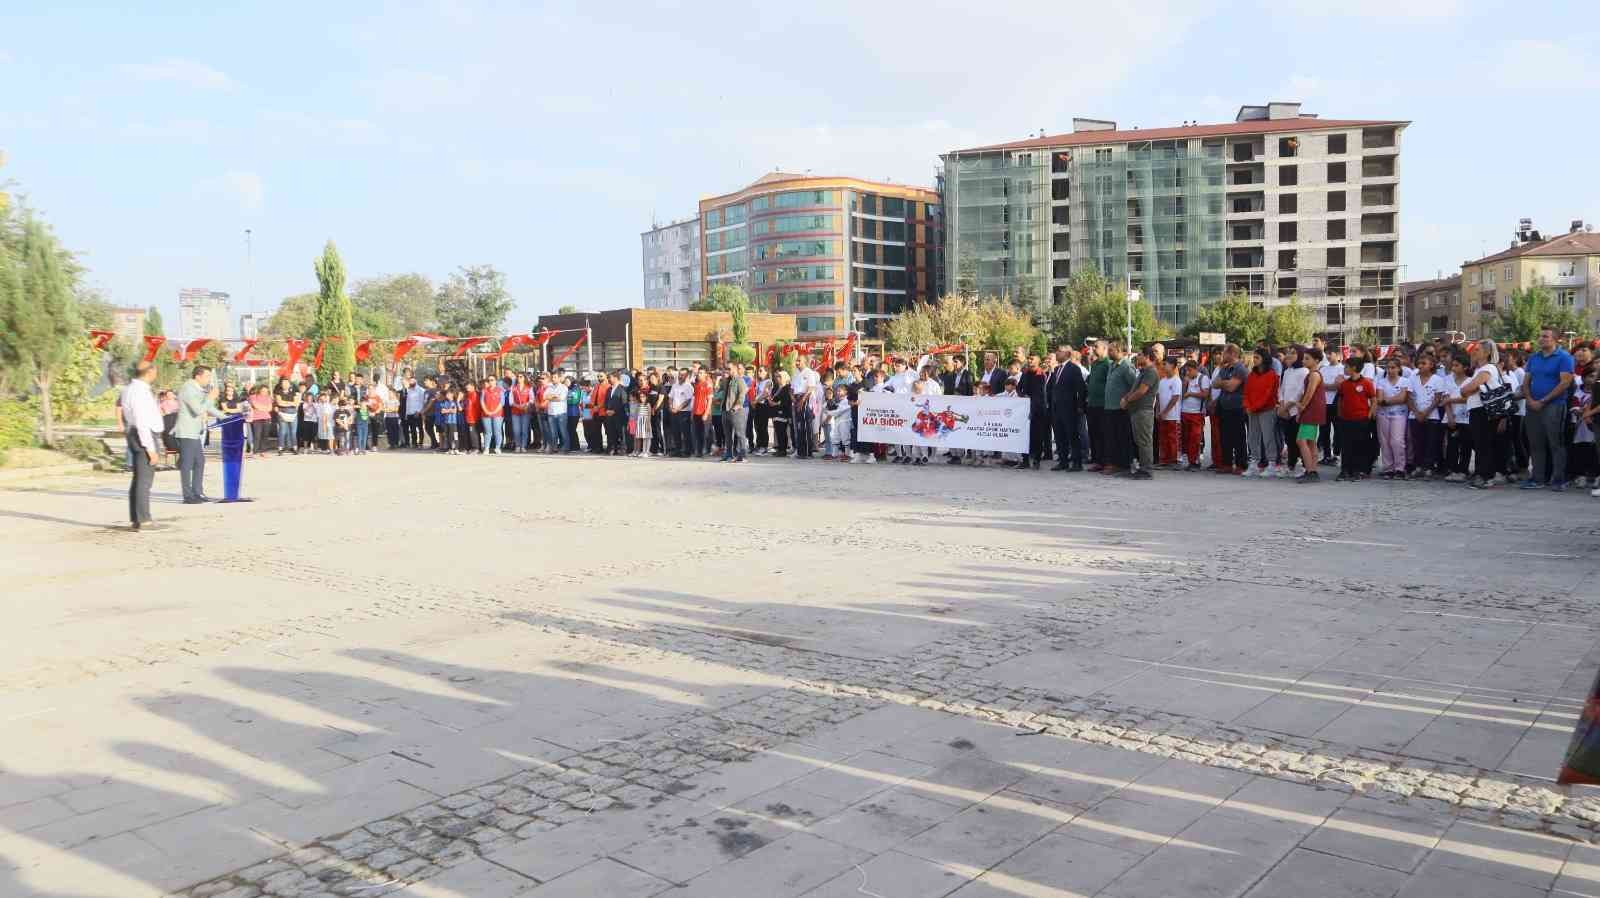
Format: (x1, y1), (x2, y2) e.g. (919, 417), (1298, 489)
(1187, 463), (1201, 472)
(1489, 474), (1508, 486)
(864, 455), (876, 464)
(1552, 481), (1569, 493)
(1242, 466), (1258, 478)
(1467, 477), (1489, 489)
(1520, 479), (1541, 490)
(1591, 485), (1600, 498)
(1130, 469), (1153, 480)
(1296, 471), (1320, 484)
(1444, 473), (1466, 483)
(1273, 465), (1289, 479)
(1577, 477), (1590, 489)
(1335, 472), (1349, 482)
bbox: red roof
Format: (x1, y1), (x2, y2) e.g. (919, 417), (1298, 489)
(1465, 232), (1600, 266)
(948, 117), (1408, 154)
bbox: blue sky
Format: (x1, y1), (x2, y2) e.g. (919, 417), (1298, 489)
(1, 1), (1595, 335)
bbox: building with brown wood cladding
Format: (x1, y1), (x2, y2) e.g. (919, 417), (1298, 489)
(698, 173), (943, 340)
(532, 308), (796, 373)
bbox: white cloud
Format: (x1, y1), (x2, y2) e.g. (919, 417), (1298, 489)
(122, 57), (235, 91)
(199, 171), (265, 213)
(122, 119), (213, 141)
(259, 110), (386, 147)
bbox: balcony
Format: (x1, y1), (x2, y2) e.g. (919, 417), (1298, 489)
(1541, 272), (1588, 288)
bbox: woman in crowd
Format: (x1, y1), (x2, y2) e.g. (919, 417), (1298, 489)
(509, 373), (532, 453)
(247, 384), (274, 460)
(297, 389), (319, 452)
(273, 377), (299, 455)
(1408, 354), (1446, 479)
(1460, 340), (1507, 489)
(770, 370), (792, 457)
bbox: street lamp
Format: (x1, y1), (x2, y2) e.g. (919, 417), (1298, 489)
(1125, 287), (1142, 349)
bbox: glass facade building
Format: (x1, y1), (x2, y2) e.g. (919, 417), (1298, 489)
(943, 107), (1408, 338)
(700, 173), (942, 339)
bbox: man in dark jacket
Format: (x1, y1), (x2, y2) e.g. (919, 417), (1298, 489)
(604, 371), (629, 454)
(1047, 348), (1088, 471)
(1016, 354), (1050, 470)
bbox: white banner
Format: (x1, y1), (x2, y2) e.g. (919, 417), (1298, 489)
(856, 392), (1030, 452)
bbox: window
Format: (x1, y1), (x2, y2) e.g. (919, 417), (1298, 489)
(751, 196), (770, 213)
(1469, 270), (1479, 286)
(643, 340), (711, 368)
(725, 205), (747, 224)
(1328, 275), (1346, 296)
(769, 291), (836, 310)
(756, 265), (835, 285)
(703, 209), (722, 229)
(1279, 165), (1298, 186)
(797, 315), (836, 334)
(1279, 222), (1297, 242)
(882, 197), (906, 217)
(1279, 193), (1297, 214)
(1328, 162), (1346, 183)
(1327, 247), (1346, 267)
(755, 214), (836, 235)
(1278, 136), (1297, 157)
(1558, 289), (1578, 308)
(1094, 148), (1112, 162)
(1327, 191), (1346, 212)
(1503, 263), (1513, 283)
(1278, 250), (1297, 269)
(1328, 134), (1347, 154)
(1327, 219), (1346, 240)
(774, 190), (833, 209)
(753, 240), (836, 261)
(859, 194), (877, 215)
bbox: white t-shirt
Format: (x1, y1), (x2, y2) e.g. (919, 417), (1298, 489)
(1182, 372), (1210, 414)
(545, 382), (568, 417)
(1278, 366), (1309, 408)
(916, 377), (944, 396)
(1504, 367), (1526, 415)
(792, 367), (821, 403)
(1375, 375), (1410, 418)
(1407, 371), (1445, 420)
(669, 381), (695, 411)
(1157, 375), (1183, 421)
(1464, 364), (1501, 411)
(1574, 385), (1593, 443)
(1318, 362), (1343, 403)
(1445, 374), (1469, 424)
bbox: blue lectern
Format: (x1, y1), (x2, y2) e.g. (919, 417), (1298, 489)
(211, 415), (253, 503)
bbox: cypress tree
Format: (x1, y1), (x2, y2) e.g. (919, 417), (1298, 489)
(312, 240), (356, 381)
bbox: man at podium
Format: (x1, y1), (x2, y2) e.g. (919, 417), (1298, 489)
(175, 365), (224, 504)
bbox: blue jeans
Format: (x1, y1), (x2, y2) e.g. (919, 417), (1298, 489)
(547, 416), (565, 451)
(537, 413), (554, 449)
(277, 418), (296, 452)
(483, 416), (504, 452)
(511, 412), (530, 450)
(354, 417), (369, 451)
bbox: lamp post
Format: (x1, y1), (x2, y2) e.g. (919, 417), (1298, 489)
(1125, 286), (1141, 349)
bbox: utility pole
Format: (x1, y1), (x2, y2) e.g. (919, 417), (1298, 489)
(244, 228), (254, 319)
(1124, 272), (1140, 349)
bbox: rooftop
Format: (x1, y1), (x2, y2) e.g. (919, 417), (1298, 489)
(946, 116), (1408, 155)
(1464, 231), (1600, 266)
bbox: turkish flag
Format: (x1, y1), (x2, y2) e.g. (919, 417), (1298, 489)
(354, 339), (374, 363)
(451, 336), (491, 358)
(142, 335), (168, 362)
(280, 339), (309, 378)
(88, 330), (115, 351)
(231, 339), (259, 363)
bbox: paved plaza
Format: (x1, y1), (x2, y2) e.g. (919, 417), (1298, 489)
(2, 452), (1599, 898)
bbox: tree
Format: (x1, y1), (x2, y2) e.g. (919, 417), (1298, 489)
(435, 264), (514, 336)
(1490, 284), (1589, 343)
(1046, 270), (1113, 344)
(1183, 293), (1267, 347)
(1066, 290), (1168, 347)
(1350, 326), (1379, 348)
(351, 273), (435, 334)
(974, 297), (1040, 355)
(882, 295), (984, 351)
(312, 240), (356, 380)
(143, 306), (164, 337)
(0, 214), (82, 445)
(695, 283), (751, 344)
(557, 304), (578, 315)
(1265, 295), (1316, 346)
(261, 292), (317, 337)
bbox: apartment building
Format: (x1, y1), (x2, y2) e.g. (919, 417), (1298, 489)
(641, 218), (702, 310)
(941, 102), (1408, 340)
(177, 288), (231, 340)
(1459, 225), (1600, 339)
(1401, 275), (1462, 341)
(698, 173), (942, 339)
(110, 306), (145, 344)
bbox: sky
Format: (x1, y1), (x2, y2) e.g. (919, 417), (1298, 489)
(1, 0), (1596, 336)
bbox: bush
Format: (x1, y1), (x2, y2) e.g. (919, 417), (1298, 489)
(57, 434), (113, 466)
(727, 343), (756, 365)
(0, 399), (38, 454)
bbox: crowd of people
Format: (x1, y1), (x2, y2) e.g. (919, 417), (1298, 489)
(123, 326), (1596, 524)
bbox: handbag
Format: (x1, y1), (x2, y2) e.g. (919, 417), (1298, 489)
(1479, 375), (1517, 419)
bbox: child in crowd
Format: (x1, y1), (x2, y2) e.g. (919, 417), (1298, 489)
(315, 392), (335, 453)
(437, 388), (460, 454)
(1571, 362), (1596, 488)
(333, 399), (353, 456)
(1243, 348), (1280, 477)
(1336, 357), (1375, 482)
(1374, 357), (1411, 479)
(1156, 359), (1182, 468)
(1442, 355), (1472, 482)
(825, 384), (852, 461)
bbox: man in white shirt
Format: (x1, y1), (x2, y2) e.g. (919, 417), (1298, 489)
(668, 371), (695, 458)
(121, 361), (162, 531)
(791, 360), (821, 459)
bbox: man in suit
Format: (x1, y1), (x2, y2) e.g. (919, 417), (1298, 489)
(1016, 354), (1049, 470)
(1047, 347), (1088, 471)
(174, 365), (223, 504)
(980, 352), (1007, 396)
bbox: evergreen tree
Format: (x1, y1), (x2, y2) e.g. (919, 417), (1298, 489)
(312, 240), (356, 380)
(0, 215), (82, 444)
(143, 306), (164, 337)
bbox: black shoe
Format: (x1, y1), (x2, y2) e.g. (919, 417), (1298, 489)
(1130, 469), (1153, 479)
(182, 498), (204, 505)
(1296, 472), (1320, 484)
(1070, 463), (1084, 472)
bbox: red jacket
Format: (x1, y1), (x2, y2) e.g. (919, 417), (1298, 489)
(463, 389), (480, 424)
(1243, 369), (1279, 414)
(480, 385), (504, 418)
